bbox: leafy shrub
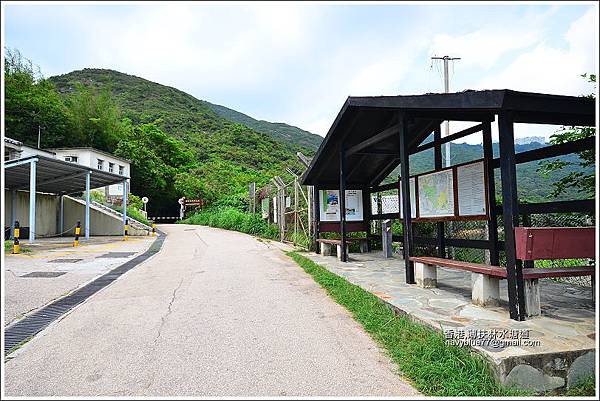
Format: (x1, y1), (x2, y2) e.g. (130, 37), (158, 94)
(180, 207), (279, 240)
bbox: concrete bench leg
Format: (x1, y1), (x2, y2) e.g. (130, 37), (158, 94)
(415, 262), (437, 288)
(336, 244), (349, 261)
(359, 241), (369, 253)
(320, 242), (333, 256)
(524, 278), (541, 317)
(471, 273), (500, 306)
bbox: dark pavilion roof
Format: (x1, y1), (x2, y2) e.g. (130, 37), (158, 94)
(301, 89), (595, 187)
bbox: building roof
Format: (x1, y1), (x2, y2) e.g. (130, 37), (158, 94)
(5, 155), (129, 195)
(301, 89), (595, 187)
(46, 147), (132, 164)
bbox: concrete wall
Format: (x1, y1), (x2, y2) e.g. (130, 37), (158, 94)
(4, 190), (147, 238)
(4, 190), (59, 237)
(63, 197), (147, 236)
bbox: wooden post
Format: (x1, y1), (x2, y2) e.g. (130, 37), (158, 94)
(483, 121), (500, 266)
(498, 111), (526, 321)
(339, 145), (348, 262)
(398, 112), (415, 283)
(434, 125), (446, 258)
(294, 177), (298, 243)
(363, 187), (372, 252)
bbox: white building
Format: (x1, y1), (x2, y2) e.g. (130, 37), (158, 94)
(46, 147), (131, 199)
(4, 137), (56, 160)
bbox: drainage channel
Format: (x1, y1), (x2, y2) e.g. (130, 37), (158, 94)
(4, 232), (166, 356)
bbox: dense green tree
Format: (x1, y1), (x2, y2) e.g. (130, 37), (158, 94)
(174, 171), (215, 202)
(4, 47), (74, 147)
(538, 74), (596, 198)
(64, 82), (126, 152)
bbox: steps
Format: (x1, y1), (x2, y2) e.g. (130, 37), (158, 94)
(63, 195), (152, 234)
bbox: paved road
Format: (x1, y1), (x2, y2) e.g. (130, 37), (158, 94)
(4, 224), (417, 397)
(4, 236), (155, 325)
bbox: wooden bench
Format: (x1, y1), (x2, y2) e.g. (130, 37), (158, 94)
(409, 227), (595, 315)
(316, 238), (369, 260)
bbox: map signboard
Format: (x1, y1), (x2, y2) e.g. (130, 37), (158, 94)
(417, 170), (455, 218)
(457, 161), (487, 217)
(319, 190), (363, 222)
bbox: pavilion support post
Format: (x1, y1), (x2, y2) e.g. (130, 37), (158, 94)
(398, 112), (415, 283)
(483, 122), (500, 266)
(10, 190), (17, 239)
(498, 112), (526, 321)
(85, 171), (91, 240)
(363, 187), (372, 252)
(339, 145), (348, 262)
(29, 159), (37, 243)
(314, 185), (320, 253)
(59, 194), (64, 235)
(434, 125), (446, 258)
(122, 179), (128, 235)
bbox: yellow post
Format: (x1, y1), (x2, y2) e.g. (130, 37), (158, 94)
(73, 221), (81, 247)
(152, 223), (156, 237)
(12, 221), (20, 254)
(124, 219), (129, 241)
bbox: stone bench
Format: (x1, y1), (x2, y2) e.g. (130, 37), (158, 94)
(409, 256), (595, 315)
(409, 256), (508, 307)
(316, 238), (369, 260)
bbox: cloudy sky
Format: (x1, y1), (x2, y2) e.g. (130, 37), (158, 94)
(3, 2), (598, 143)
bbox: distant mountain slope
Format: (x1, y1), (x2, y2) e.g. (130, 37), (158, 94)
(203, 101), (322, 151)
(50, 68), (320, 153)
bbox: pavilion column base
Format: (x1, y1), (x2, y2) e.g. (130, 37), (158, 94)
(471, 273), (500, 306)
(415, 262), (437, 288)
(382, 219), (393, 258)
(524, 278), (541, 317)
(359, 241), (369, 253)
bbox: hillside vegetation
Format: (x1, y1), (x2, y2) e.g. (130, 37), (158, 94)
(204, 101), (323, 151)
(5, 51), (306, 215)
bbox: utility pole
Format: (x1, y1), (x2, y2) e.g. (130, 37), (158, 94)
(431, 55), (460, 167)
(37, 125), (41, 149)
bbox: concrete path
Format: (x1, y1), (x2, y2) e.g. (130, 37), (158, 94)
(4, 224), (418, 397)
(4, 236), (155, 325)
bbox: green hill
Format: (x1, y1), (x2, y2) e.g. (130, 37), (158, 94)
(45, 69), (311, 214)
(202, 101), (323, 151)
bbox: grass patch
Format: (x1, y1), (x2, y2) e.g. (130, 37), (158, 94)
(180, 207), (279, 240)
(563, 376), (595, 396)
(286, 251), (528, 397)
(4, 240), (31, 254)
(107, 204), (150, 226)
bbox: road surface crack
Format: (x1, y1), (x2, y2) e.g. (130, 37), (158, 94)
(153, 278), (184, 345)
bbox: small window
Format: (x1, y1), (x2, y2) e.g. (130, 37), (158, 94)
(64, 156), (78, 163)
(108, 162), (114, 173)
(118, 165), (124, 175)
(97, 159), (104, 170)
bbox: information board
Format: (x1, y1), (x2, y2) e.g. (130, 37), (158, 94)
(381, 195), (399, 214)
(399, 178), (417, 218)
(417, 170), (455, 218)
(319, 190), (363, 221)
(457, 161), (487, 217)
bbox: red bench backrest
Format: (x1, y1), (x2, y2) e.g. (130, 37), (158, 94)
(515, 227), (595, 260)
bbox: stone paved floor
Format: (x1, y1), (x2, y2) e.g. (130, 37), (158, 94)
(303, 250), (596, 390)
